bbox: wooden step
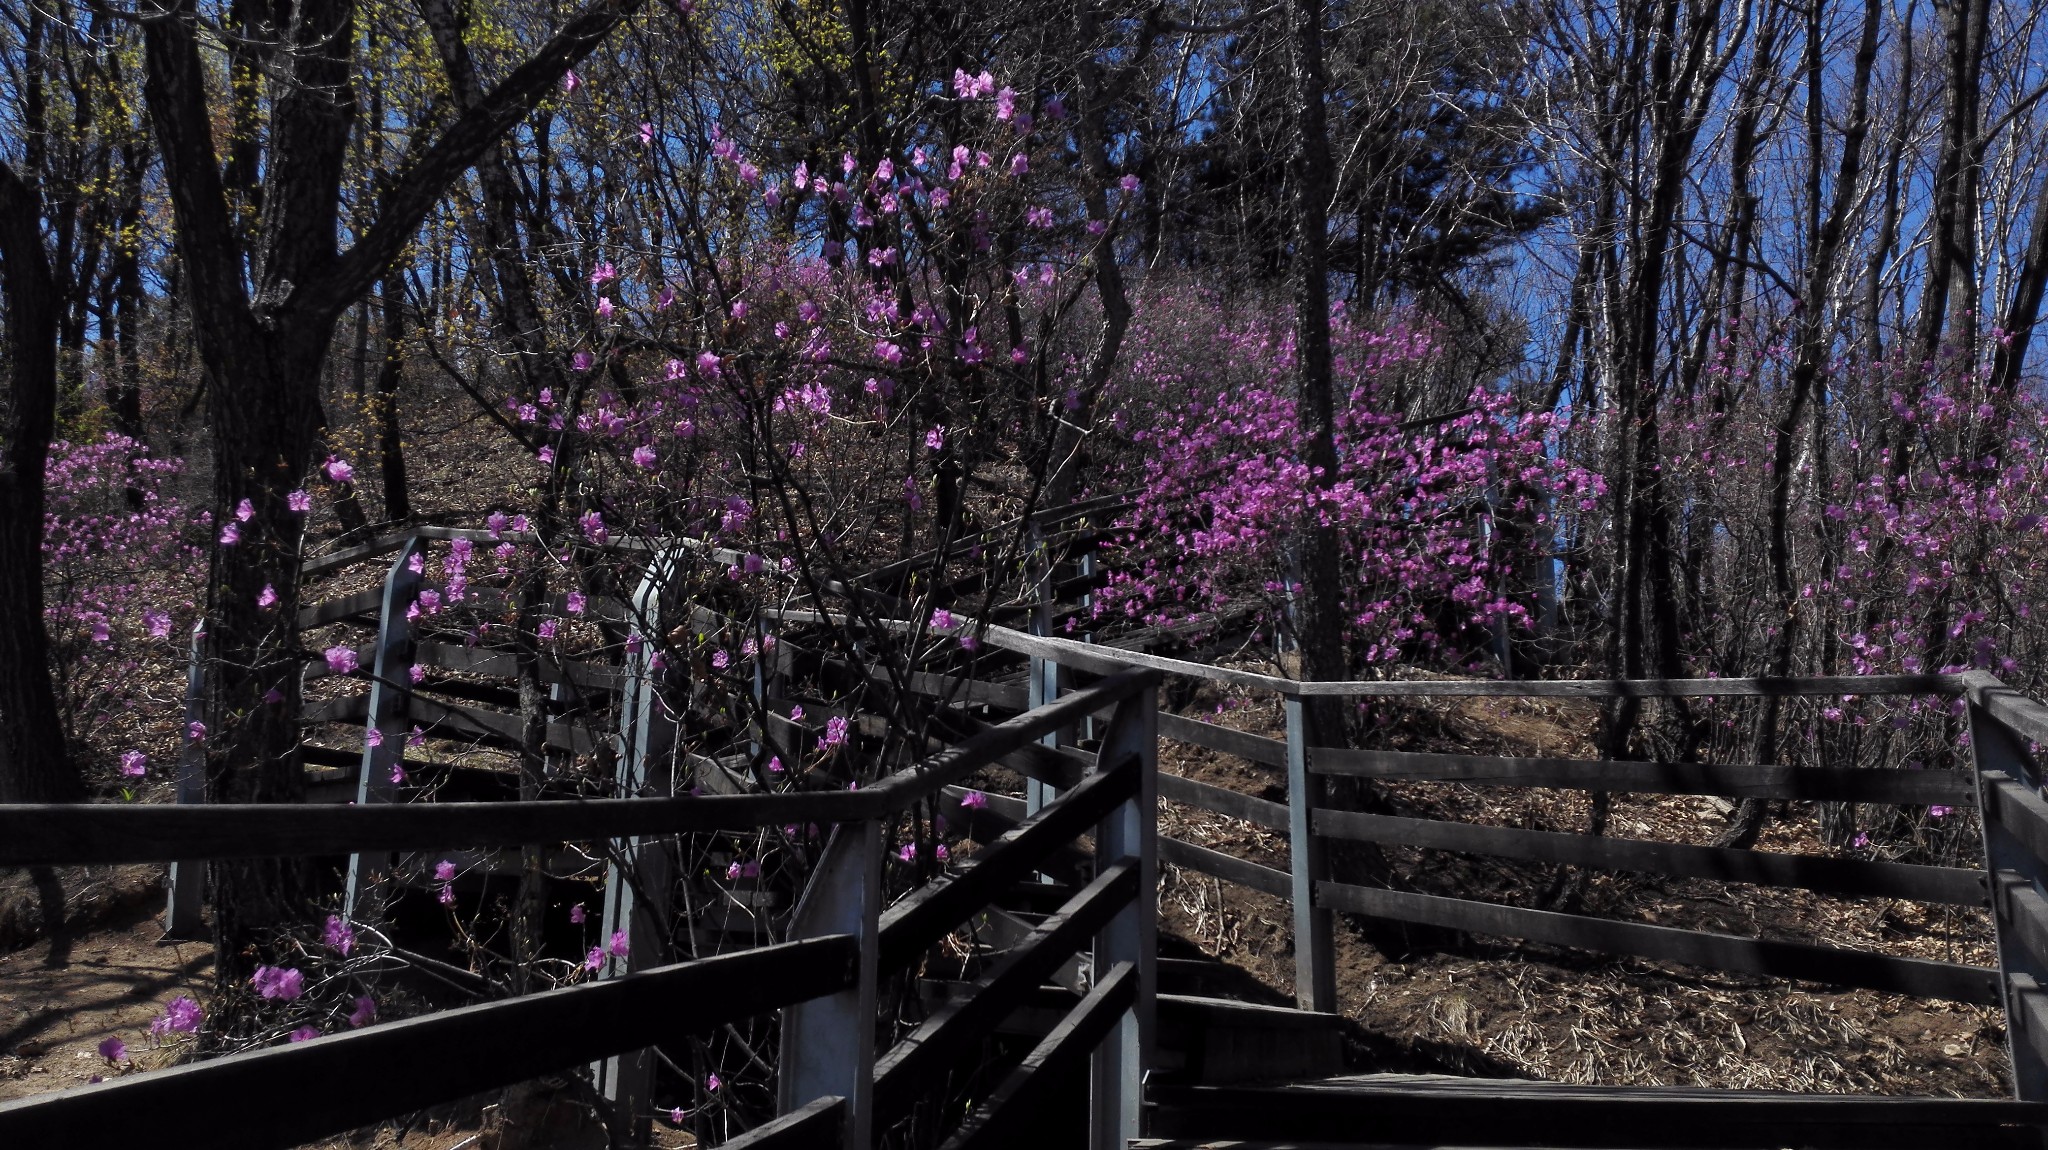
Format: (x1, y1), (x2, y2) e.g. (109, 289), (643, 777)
(1154, 994), (1345, 1085)
(1143, 1076), (2048, 1149)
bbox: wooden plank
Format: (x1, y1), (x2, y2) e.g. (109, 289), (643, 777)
(1986, 771), (2048, 866)
(0, 935), (856, 1150)
(1315, 809), (1988, 906)
(302, 691), (372, 724)
(871, 861), (1140, 1121)
(878, 760), (1138, 972)
(1312, 748), (1978, 805)
(938, 962), (1138, 1150)
(1966, 672), (2048, 751)
(1142, 1080), (2048, 1149)
(414, 641), (625, 692)
(1157, 838), (1292, 898)
(0, 679), (1159, 867)
(1316, 880), (2001, 1004)
(1157, 773), (1288, 831)
(297, 587), (385, 629)
(407, 695), (603, 756)
(1156, 712), (1288, 769)
(300, 532), (414, 579)
(972, 623), (1970, 699)
(723, 1096), (845, 1150)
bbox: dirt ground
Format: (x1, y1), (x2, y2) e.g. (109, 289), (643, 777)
(1149, 677), (2010, 1097)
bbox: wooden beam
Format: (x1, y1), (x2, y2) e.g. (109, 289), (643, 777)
(723, 1096), (846, 1149)
(937, 963), (1138, 1150)
(1317, 881), (2001, 1004)
(1157, 773), (1288, 831)
(1312, 748), (1977, 805)
(0, 936), (857, 1150)
(1156, 712), (1288, 769)
(1157, 838), (1291, 898)
(1315, 809), (1988, 906)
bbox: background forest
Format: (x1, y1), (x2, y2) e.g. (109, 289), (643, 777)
(4, 0), (2048, 1121)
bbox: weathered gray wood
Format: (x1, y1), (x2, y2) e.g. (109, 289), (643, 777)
(1157, 838), (1292, 898)
(1090, 689), (1157, 1150)
(406, 694), (602, 756)
(1285, 696), (1336, 1013)
(1966, 672), (2048, 751)
(877, 760), (1138, 973)
(872, 861), (1140, 1122)
(940, 962), (1138, 1150)
(164, 621), (207, 938)
(1156, 712), (1289, 769)
(780, 821), (882, 1148)
(346, 538), (423, 920)
(297, 587), (385, 629)
(1313, 747), (1978, 805)
(596, 545), (683, 1144)
(1157, 773), (1289, 831)
(1976, 691), (2048, 1102)
(413, 641), (624, 692)
(975, 623), (1970, 699)
(1986, 771), (2048, 866)
(723, 1096), (846, 1149)
(1315, 808), (1989, 906)
(302, 691), (373, 724)
(0, 936), (857, 1150)
(1317, 880), (2001, 1004)
(300, 531), (414, 578)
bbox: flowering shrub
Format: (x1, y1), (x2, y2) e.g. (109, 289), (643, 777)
(1096, 302), (1602, 668)
(41, 434), (208, 755)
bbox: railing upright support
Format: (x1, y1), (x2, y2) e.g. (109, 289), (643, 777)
(1027, 520), (1061, 816)
(1284, 693), (1337, 1012)
(1090, 681), (1158, 1150)
(164, 620), (207, 938)
(598, 548), (681, 1143)
(1969, 692), (2048, 1101)
(346, 537), (423, 922)
(780, 819), (882, 1148)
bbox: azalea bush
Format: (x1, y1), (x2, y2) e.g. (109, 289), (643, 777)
(41, 434), (209, 766)
(1094, 298), (1603, 671)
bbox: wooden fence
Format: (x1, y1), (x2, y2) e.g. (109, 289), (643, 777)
(0, 668), (1164, 1150)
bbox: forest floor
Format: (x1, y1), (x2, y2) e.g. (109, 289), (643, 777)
(1145, 673), (2007, 1097)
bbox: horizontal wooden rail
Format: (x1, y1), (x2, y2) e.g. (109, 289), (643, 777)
(878, 759), (1138, 972)
(299, 587), (384, 629)
(302, 691), (372, 724)
(937, 961), (1139, 1150)
(1315, 809), (1989, 906)
(1986, 771), (2048, 865)
(722, 1095), (847, 1149)
(1312, 748), (1978, 805)
(1317, 880), (2001, 1004)
(871, 860), (1140, 1120)
(1157, 773), (1289, 831)
(407, 695), (604, 756)
(0, 935), (857, 1150)
(414, 641), (626, 692)
(1158, 838), (1292, 898)
(0, 670), (1159, 867)
(1157, 712), (1289, 768)
(1967, 672), (2048, 751)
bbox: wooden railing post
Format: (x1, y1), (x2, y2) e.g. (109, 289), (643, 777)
(164, 620), (207, 938)
(1089, 682), (1157, 1150)
(1027, 520), (1061, 816)
(345, 537), (423, 922)
(780, 819), (882, 1148)
(1284, 693), (1336, 1012)
(597, 547), (681, 1143)
(1969, 692), (2048, 1101)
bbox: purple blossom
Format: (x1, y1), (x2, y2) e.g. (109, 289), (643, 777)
(348, 995), (376, 1028)
(569, 903), (587, 924)
(120, 750), (147, 777)
(289, 1026), (320, 1043)
(251, 965), (305, 1001)
(323, 914), (355, 957)
(435, 859), (457, 882)
(607, 929), (630, 958)
(822, 715), (850, 749)
(98, 1036), (126, 1062)
(324, 646), (360, 675)
(258, 584), (278, 609)
(324, 456), (354, 484)
(151, 996), (203, 1037)
(959, 791), (988, 810)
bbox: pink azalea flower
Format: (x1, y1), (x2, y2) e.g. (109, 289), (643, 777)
(959, 790), (988, 810)
(348, 995), (376, 1028)
(324, 646), (359, 675)
(608, 930), (629, 958)
(323, 915), (355, 956)
(435, 859), (457, 882)
(287, 489), (312, 512)
(562, 70), (581, 93)
(98, 1036), (126, 1062)
(289, 1026), (320, 1043)
(120, 750), (147, 777)
(251, 965), (305, 1001)
(187, 721), (206, 741)
(584, 945), (606, 971)
(235, 498), (254, 522)
(569, 903), (587, 924)
(324, 456), (354, 484)
(218, 523), (239, 545)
